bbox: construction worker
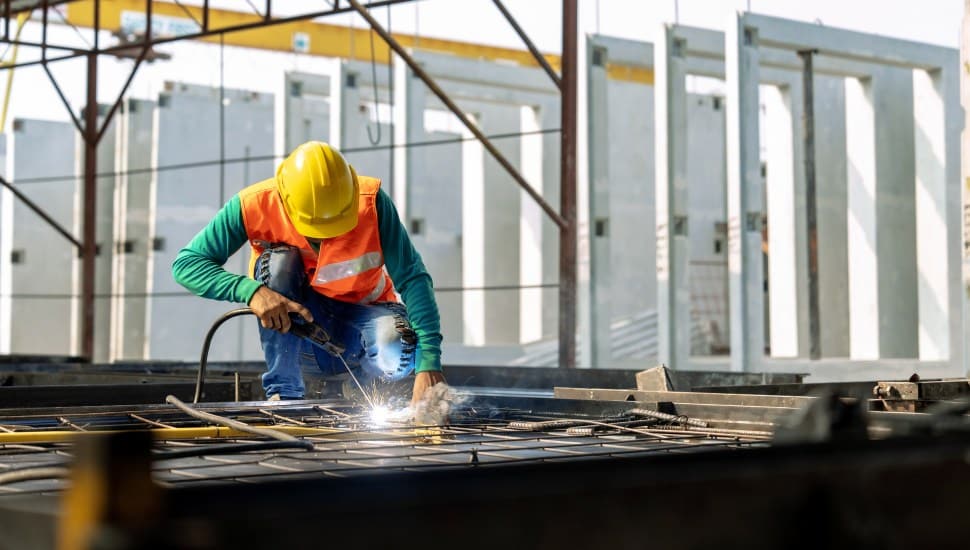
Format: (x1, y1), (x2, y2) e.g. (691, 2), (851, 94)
(172, 141), (444, 405)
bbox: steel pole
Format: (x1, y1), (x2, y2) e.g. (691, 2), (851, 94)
(80, 52), (98, 361)
(799, 49), (820, 360)
(559, 0), (578, 368)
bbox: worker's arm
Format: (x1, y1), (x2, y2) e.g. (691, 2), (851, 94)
(172, 196), (311, 332)
(171, 196), (262, 303)
(376, 189), (443, 374)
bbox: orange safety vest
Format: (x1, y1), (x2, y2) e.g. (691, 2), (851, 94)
(238, 176), (399, 305)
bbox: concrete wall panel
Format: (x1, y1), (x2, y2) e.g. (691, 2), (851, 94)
(814, 75), (850, 358)
(6, 119), (77, 355)
(147, 83), (273, 361)
(111, 98), (156, 360)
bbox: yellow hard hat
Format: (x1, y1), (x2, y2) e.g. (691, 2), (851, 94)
(276, 141), (359, 239)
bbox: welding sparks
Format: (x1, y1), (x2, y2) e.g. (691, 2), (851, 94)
(366, 404), (413, 426)
(369, 405), (391, 426)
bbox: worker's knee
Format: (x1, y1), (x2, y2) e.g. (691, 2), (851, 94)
(254, 245), (307, 301)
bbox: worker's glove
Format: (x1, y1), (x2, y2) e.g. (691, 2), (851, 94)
(411, 371), (447, 409)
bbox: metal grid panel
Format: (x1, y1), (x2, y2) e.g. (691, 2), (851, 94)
(0, 401), (768, 495)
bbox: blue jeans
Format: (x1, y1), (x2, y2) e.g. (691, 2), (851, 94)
(254, 245), (417, 399)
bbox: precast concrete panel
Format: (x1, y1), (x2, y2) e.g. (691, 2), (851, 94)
(657, 24), (864, 365)
(335, 61), (394, 194)
(147, 83), (273, 362)
(284, 71), (331, 153)
(462, 99), (522, 344)
(286, 65), (393, 187)
(593, 33), (734, 365)
(587, 39), (613, 366)
(7, 119), (78, 355)
(813, 76), (850, 358)
(726, 13), (961, 374)
(725, 14), (766, 372)
(607, 82), (656, 325)
(587, 36), (664, 365)
(398, 51), (560, 347)
(111, 98), (156, 360)
(325, 62), (463, 339)
(409, 131), (463, 344)
(685, 94), (728, 353)
(873, 66), (918, 358)
(91, 105), (118, 363)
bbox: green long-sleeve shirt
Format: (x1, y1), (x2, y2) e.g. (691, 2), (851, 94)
(172, 189), (442, 373)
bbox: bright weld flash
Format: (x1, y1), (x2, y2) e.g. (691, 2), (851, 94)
(369, 405), (391, 426)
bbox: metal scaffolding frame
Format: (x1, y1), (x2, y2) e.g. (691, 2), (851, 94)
(0, 0), (580, 367)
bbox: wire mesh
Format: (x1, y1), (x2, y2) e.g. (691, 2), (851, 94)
(0, 401), (768, 495)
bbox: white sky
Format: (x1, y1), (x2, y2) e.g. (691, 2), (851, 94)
(2, 0), (965, 127)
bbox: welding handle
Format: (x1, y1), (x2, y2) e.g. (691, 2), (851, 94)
(289, 315), (346, 357)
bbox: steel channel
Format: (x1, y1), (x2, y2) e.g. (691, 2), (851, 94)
(552, 387), (814, 409)
(694, 381), (877, 397)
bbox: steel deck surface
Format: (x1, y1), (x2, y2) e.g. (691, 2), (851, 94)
(0, 399), (768, 496)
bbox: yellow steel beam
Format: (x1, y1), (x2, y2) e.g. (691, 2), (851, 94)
(0, 425), (340, 444)
(63, 0), (653, 85)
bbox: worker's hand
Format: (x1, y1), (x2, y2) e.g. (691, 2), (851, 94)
(410, 370), (446, 408)
(248, 286), (312, 334)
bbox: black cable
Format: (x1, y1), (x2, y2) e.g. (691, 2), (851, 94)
(9, 128), (561, 185)
(195, 308), (255, 403)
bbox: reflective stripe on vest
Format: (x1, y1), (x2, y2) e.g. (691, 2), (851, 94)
(313, 251), (383, 285)
(358, 271), (388, 304)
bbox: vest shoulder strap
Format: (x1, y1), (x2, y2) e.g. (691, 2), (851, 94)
(357, 176), (381, 196)
(238, 178), (277, 202)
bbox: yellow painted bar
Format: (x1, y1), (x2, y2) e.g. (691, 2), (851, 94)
(0, 424), (343, 444)
(63, 0), (653, 85)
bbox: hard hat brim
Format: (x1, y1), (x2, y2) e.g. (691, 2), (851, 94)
(290, 192), (359, 239)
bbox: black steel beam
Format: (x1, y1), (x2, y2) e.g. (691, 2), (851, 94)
(152, 432), (970, 549)
(0, 381), (251, 408)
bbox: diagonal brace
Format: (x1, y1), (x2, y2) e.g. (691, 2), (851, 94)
(0, 175), (83, 249)
(40, 63), (84, 135)
(491, 0), (562, 90)
(347, 0), (566, 229)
